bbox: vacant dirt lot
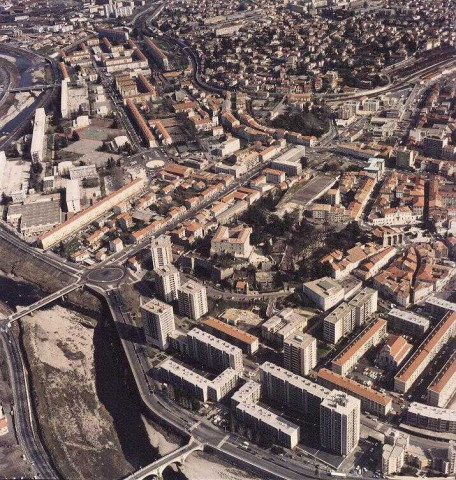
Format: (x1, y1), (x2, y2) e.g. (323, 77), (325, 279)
(21, 305), (152, 479)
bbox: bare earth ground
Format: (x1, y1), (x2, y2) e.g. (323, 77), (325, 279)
(181, 451), (261, 480)
(21, 305), (136, 479)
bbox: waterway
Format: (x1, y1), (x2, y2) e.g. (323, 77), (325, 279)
(0, 271), (190, 479)
(0, 49), (47, 137)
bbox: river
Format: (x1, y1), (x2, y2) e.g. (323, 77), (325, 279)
(0, 50), (47, 136)
(0, 272), (191, 479)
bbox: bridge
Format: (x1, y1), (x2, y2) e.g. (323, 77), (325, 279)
(124, 440), (203, 480)
(6, 282), (82, 324)
(0, 84), (57, 94)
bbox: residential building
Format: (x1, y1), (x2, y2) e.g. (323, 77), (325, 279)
(406, 402), (456, 433)
(201, 317), (259, 355)
(210, 225), (253, 259)
(154, 264), (181, 303)
(39, 178), (145, 249)
(331, 319), (387, 375)
(151, 235), (173, 270)
(235, 402), (300, 449)
(30, 108), (46, 163)
(427, 351), (456, 408)
(382, 430), (409, 474)
(178, 280), (208, 320)
(320, 391), (361, 456)
(316, 368), (392, 417)
(284, 333), (317, 376)
(160, 358), (239, 402)
(260, 362), (330, 420)
(141, 299), (175, 350)
(323, 288), (378, 344)
(394, 311), (456, 393)
(231, 380), (262, 408)
(261, 308), (309, 348)
(388, 308), (430, 337)
(187, 328), (243, 373)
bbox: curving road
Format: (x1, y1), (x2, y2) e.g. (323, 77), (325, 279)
(0, 330), (58, 479)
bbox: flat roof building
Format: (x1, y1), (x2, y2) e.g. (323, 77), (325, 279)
(388, 308), (430, 337)
(284, 333), (317, 377)
(303, 277), (344, 311)
(320, 390), (361, 456)
(30, 108), (46, 163)
(262, 308), (309, 348)
(141, 299), (175, 350)
(324, 287), (378, 343)
(406, 402), (456, 434)
(178, 280), (208, 320)
(154, 264), (181, 303)
(187, 328), (243, 373)
(235, 402), (300, 449)
(260, 362), (330, 420)
(160, 358), (239, 402)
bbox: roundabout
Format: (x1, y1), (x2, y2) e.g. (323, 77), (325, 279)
(84, 266), (126, 284)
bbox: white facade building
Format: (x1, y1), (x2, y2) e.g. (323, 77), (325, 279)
(178, 280), (208, 320)
(151, 235), (173, 270)
(320, 390), (361, 456)
(141, 299), (175, 350)
(154, 264), (181, 303)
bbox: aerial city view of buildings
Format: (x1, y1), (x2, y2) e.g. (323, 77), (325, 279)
(0, 0), (455, 479)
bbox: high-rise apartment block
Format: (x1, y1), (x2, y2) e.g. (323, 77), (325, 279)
(151, 235), (173, 270)
(187, 328), (243, 373)
(320, 390), (361, 456)
(178, 280), (208, 320)
(154, 264), (181, 303)
(141, 299), (175, 350)
(324, 287), (378, 344)
(260, 362), (330, 420)
(284, 333), (317, 376)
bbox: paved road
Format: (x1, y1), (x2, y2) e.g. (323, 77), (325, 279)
(5, 282), (81, 324)
(0, 330), (58, 479)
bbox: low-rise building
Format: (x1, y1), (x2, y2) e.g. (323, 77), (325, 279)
(201, 317), (259, 355)
(427, 351), (456, 408)
(376, 335), (413, 370)
(303, 277), (344, 311)
(317, 368), (392, 417)
(332, 319), (388, 375)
